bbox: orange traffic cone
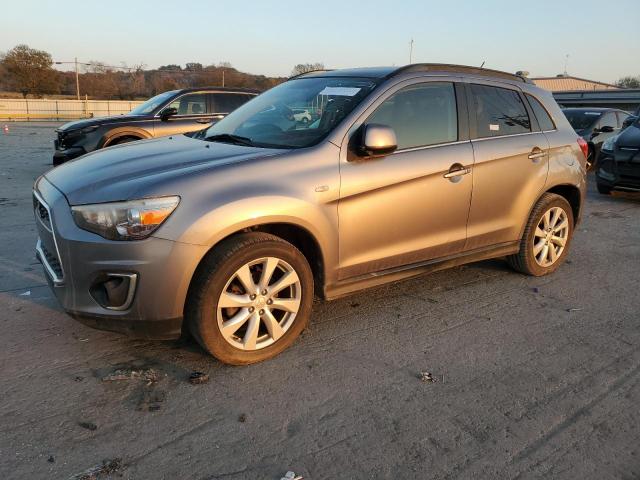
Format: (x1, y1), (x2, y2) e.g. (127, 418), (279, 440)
(2, 125), (8, 134)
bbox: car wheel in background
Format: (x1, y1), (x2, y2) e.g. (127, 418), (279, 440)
(596, 183), (612, 195)
(507, 193), (574, 277)
(186, 232), (314, 365)
(111, 136), (140, 146)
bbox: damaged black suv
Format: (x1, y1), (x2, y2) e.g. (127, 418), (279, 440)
(53, 87), (257, 165)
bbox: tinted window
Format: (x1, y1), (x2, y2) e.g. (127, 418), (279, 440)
(166, 93), (208, 115)
(211, 93), (254, 113)
(616, 111), (630, 128)
(471, 84), (531, 138)
(563, 110), (600, 130)
(365, 82), (458, 150)
(599, 112), (617, 129)
(526, 94), (555, 131)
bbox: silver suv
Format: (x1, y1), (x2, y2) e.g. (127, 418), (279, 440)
(33, 64), (587, 364)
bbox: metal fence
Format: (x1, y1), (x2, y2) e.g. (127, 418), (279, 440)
(0, 98), (145, 121)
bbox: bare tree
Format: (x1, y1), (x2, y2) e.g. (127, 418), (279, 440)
(616, 76), (640, 89)
(291, 63), (325, 76)
(1, 44), (60, 98)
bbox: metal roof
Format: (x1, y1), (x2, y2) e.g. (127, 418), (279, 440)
(532, 76), (619, 92)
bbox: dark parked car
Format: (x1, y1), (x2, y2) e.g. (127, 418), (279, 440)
(621, 105), (640, 130)
(595, 116), (640, 194)
(53, 88), (257, 165)
(562, 107), (630, 170)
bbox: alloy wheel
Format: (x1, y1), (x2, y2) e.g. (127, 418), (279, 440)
(533, 206), (569, 267)
(216, 257), (301, 351)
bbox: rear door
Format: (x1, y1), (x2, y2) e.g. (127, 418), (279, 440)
(464, 82), (549, 250)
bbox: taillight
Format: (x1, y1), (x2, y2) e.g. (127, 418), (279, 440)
(577, 137), (589, 159)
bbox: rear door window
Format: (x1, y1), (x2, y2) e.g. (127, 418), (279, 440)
(364, 82), (458, 150)
(616, 111), (630, 128)
(470, 84), (531, 138)
(210, 93), (254, 114)
(525, 94), (556, 131)
(599, 112), (617, 129)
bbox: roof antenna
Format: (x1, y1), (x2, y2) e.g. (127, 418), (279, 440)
(563, 54), (569, 76)
(479, 61), (485, 69)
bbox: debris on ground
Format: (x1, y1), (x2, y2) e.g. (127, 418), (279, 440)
(78, 422), (97, 431)
(102, 367), (160, 385)
(238, 413), (247, 423)
(188, 371), (209, 385)
(137, 389), (166, 412)
(350, 302), (360, 308)
(281, 472), (303, 480)
(418, 371), (437, 383)
(74, 376), (84, 382)
(47, 455), (55, 463)
(68, 458), (122, 480)
(566, 307), (583, 313)
(532, 287), (540, 293)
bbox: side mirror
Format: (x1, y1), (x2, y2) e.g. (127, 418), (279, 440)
(358, 124), (398, 157)
(160, 107), (178, 121)
(599, 125), (615, 133)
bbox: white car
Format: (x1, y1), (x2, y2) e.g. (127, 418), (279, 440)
(292, 109), (312, 123)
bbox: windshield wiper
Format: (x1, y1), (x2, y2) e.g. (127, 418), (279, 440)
(205, 133), (254, 147)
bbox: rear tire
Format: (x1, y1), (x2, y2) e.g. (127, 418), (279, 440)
(186, 232), (314, 365)
(596, 183), (612, 195)
(507, 193), (574, 276)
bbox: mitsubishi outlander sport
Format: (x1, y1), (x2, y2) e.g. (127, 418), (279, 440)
(33, 64), (587, 364)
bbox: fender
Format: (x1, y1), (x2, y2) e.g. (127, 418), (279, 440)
(155, 194), (339, 288)
(100, 126), (153, 148)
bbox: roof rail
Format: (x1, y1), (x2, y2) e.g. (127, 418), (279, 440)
(288, 69), (335, 80)
(387, 64), (532, 84)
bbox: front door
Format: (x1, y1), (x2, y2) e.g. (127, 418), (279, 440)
(464, 82), (549, 250)
(154, 92), (216, 137)
(338, 81), (474, 279)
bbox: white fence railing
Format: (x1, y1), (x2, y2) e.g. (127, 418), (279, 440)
(0, 98), (145, 120)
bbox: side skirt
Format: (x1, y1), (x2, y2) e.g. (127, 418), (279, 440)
(324, 241), (520, 300)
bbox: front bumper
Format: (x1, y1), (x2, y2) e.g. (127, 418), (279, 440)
(53, 147), (85, 166)
(596, 150), (640, 191)
(33, 177), (209, 339)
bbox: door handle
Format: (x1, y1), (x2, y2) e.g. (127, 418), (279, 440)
(528, 148), (547, 161)
(196, 119), (213, 124)
(443, 164), (471, 179)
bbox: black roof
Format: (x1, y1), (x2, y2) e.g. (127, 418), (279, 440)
(291, 64), (530, 84)
(173, 87), (260, 94)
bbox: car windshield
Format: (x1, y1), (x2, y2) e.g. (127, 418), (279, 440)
(129, 91), (177, 115)
(563, 110), (601, 131)
(202, 77), (378, 148)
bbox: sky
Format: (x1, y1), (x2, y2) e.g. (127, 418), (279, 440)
(1, 0), (639, 83)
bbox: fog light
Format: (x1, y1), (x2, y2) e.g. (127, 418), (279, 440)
(89, 273), (138, 310)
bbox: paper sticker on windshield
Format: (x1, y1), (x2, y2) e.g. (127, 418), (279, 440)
(489, 124), (500, 131)
(319, 87), (361, 97)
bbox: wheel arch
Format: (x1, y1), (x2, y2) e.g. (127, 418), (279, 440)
(518, 183), (583, 241)
(100, 127), (152, 148)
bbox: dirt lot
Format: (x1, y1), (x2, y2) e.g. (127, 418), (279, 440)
(0, 123), (639, 480)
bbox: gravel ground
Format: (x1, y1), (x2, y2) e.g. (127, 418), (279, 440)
(0, 123), (639, 480)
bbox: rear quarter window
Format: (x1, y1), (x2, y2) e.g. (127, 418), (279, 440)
(526, 94), (556, 131)
(470, 84), (531, 138)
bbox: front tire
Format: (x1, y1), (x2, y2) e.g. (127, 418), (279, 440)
(507, 193), (574, 276)
(186, 232), (314, 365)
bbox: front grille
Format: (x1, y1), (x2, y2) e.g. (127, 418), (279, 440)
(40, 243), (63, 279)
(34, 197), (51, 230)
(33, 191), (65, 283)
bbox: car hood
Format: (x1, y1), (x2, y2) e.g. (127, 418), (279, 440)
(44, 135), (284, 205)
(56, 114), (149, 132)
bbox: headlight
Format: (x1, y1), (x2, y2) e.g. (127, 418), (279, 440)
(601, 135), (619, 152)
(71, 196), (180, 240)
(82, 125), (99, 134)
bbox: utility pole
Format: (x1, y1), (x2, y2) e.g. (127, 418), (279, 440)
(75, 57), (80, 100)
(409, 38), (414, 64)
(222, 69), (225, 87)
(563, 54), (569, 76)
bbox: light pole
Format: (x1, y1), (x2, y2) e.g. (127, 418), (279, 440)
(55, 59), (90, 100)
(409, 38), (414, 64)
